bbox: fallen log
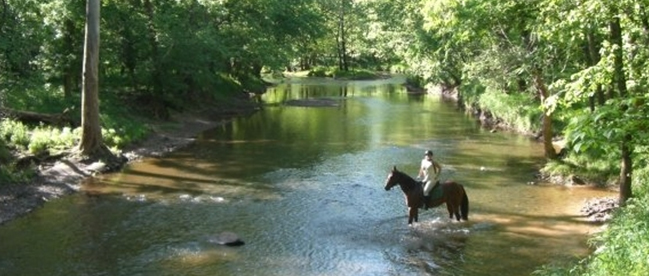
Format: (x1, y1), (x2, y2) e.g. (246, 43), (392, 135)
(0, 107), (77, 127)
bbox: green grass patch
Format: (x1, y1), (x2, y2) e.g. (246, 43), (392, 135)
(0, 138), (36, 185)
(5, 84), (78, 117)
(542, 152), (619, 186)
(307, 66), (379, 80)
(477, 88), (542, 133)
(0, 163), (35, 185)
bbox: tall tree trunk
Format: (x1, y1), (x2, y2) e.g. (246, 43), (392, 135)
(337, 0), (349, 71)
(586, 30), (605, 108)
(619, 134), (633, 204)
(340, 1), (348, 71)
(610, 14), (633, 204)
(77, 0), (104, 156)
(336, 3), (343, 70)
(610, 18), (627, 98)
(532, 69), (557, 159)
(63, 18), (76, 100)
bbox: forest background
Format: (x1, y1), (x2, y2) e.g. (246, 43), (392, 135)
(1, 0), (649, 275)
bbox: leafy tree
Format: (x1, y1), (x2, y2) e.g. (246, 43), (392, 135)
(541, 0), (649, 204)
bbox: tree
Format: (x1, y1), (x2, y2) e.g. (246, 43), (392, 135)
(336, 0), (350, 71)
(77, 0), (110, 157)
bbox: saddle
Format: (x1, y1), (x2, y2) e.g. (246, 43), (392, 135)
(418, 181), (443, 208)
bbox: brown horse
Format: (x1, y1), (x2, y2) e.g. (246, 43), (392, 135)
(384, 166), (469, 225)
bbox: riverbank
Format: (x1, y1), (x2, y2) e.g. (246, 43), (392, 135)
(432, 84), (619, 223)
(0, 100), (260, 225)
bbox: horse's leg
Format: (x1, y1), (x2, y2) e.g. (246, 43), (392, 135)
(446, 202), (454, 220)
(408, 207), (415, 225)
(454, 202), (461, 221)
(461, 191), (469, 221)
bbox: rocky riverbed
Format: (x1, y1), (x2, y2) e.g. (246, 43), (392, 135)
(581, 197), (619, 223)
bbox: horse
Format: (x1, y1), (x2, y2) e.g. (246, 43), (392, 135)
(384, 166), (469, 225)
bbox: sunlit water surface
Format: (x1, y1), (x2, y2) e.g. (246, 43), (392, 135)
(0, 76), (613, 276)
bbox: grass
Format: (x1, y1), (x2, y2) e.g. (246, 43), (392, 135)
(541, 152), (619, 186)
(477, 87), (542, 133)
(307, 66), (379, 80)
(0, 138), (35, 185)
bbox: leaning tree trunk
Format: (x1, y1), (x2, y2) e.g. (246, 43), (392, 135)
(77, 0), (105, 156)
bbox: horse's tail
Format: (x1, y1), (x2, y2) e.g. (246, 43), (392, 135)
(461, 190), (469, 221)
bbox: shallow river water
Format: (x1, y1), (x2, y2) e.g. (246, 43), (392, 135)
(0, 76), (613, 276)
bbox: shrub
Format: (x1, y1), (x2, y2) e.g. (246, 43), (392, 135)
(0, 119), (30, 150)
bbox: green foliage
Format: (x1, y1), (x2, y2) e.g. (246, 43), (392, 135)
(477, 88), (542, 133)
(307, 66), (378, 80)
(99, 98), (150, 150)
(0, 133), (35, 185)
(457, 81), (486, 106)
(28, 126), (78, 154)
(584, 195), (649, 275)
(307, 66), (331, 77)
(0, 115), (148, 156)
(1, 119), (77, 154)
(0, 119), (30, 150)
(532, 257), (588, 276)
(332, 68), (378, 80)
(0, 163), (35, 186)
(5, 85), (78, 118)
(0, 139), (10, 165)
(542, 152), (618, 185)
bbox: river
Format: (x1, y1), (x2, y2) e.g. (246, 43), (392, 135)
(0, 76), (613, 276)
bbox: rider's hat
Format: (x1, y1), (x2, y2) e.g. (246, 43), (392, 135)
(424, 150), (433, 156)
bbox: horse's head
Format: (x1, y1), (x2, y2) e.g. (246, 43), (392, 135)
(384, 166), (401, 191)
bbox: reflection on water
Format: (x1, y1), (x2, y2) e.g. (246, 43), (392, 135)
(0, 76), (613, 276)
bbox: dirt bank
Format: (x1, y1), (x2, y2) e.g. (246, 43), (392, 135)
(0, 102), (259, 225)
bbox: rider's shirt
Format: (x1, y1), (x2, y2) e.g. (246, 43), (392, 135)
(420, 158), (438, 183)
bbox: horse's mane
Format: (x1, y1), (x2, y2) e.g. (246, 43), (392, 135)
(393, 169), (418, 189)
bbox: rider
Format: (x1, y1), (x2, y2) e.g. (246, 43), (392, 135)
(418, 150), (441, 209)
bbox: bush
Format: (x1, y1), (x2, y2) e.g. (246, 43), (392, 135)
(477, 88), (541, 133)
(542, 152), (618, 186)
(0, 119), (30, 150)
(307, 66), (330, 77)
(307, 66), (379, 80)
(584, 195), (649, 276)
(0, 138), (35, 185)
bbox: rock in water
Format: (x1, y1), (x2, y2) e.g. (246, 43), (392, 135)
(208, 231), (245, 246)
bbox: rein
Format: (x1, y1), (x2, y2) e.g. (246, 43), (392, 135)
(394, 171), (418, 193)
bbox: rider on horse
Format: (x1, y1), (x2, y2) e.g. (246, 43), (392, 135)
(418, 150), (442, 209)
